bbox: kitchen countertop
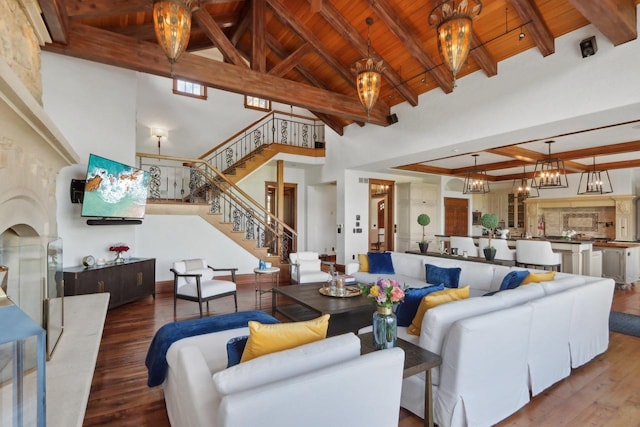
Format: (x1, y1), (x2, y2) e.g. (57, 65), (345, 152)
(592, 241), (640, 249)
(436, 235), (596, 245)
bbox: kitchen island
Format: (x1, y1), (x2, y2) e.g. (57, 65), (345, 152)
(593, 241), (640, 287)
(435, 235), (594, 276)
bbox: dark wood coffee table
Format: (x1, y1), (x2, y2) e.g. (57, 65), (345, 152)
(272, 283), (375, 336)
(359, 332), (442, 427)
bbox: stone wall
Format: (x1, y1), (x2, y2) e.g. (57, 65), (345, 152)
(0, 0), (42, 102)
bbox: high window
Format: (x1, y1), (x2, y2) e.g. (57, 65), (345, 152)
(173, 78), (207, 100)
(245, 95), (271, 112)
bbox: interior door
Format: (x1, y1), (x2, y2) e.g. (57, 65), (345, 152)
(444, 197), (469, 236)
(369, 179), (394, 252)
(266, 183), (297, 256)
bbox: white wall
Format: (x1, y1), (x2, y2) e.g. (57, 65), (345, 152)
(44, 54), (139, 267)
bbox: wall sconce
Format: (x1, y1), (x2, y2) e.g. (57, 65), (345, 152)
(151, 128), (168, 155)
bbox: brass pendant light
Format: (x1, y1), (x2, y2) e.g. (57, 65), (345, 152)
(352, 17), (384, 118)
(429, 0), (482, 83)
(153, 0), (193, 70)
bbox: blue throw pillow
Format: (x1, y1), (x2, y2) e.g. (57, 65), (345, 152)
(499, 270), (530, 291)
(367, 252), (395, 274)
(395, 284), (445, 326)
(226, 335), (249, 367)
(425, 264), (461, 288)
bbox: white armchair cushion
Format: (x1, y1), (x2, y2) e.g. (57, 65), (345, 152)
(178, 280), (236, 298)
(297, 259), (321, 272)
(213, 333), (361, 396)
(184, 268), (214, 284)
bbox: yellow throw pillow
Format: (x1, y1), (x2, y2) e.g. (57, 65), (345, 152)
(358, 253), (369, 272)
(407, 286), (470, 336)
(521, 271), (556, 284)
(240, 314), (330, 362)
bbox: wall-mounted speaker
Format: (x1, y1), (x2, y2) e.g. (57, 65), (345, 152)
(580, 36), (597, 58)
(70, 179), (86, 203)
(387, 113), (399, 125)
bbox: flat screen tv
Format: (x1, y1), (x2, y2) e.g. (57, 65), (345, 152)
(81, 154), (151, 224)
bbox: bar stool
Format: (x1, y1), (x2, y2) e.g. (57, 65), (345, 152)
(450, 236), (480, 257)
(515, 240), (562, 271)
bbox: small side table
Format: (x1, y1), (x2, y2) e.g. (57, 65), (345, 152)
(253, 267), (280, 306)
(359, 332), (442, 427)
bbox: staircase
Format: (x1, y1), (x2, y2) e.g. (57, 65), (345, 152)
(137, 111), (325, 268)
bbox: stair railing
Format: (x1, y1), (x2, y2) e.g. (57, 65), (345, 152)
(137, 153), (297, 262)
(200, 110), (325, 173)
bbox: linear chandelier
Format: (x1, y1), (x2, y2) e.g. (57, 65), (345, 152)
(532, 140), (568, 189)
(352, 17), (384, 118)
(153, 0), (193, 70)
(429, 0), (482, 83)
(577, 157), (613, 195)
(463, 154), (490, 194)
(512, 165), (538, 199)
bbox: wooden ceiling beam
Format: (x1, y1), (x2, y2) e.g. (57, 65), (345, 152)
(313, 0), (419, 106)
(64, 0), (242, 19)
(251, 0), (266, 72)
(44, 22), (389, 126)
(266, 34), (347, 135)
(39, 0), (69, 43)
(268, 44), (311, 77)
(266, 0), (357, 90)
(394, 164), (453, 175)
(192, 8), (247, 67)
(508, 0), (555, 57)
(230, 1), (252, 46)
(367, 0), (454, 94)
(568, 0), (637, 46)
(470, 30), (497, 77)
(310, 0), (322, 14)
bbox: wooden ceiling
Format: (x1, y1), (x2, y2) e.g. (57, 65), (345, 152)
(39, 0), (639, 175)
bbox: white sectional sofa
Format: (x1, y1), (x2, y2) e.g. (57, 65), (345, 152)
(162, 330), (405, 427)
(347, 251), (615, 427)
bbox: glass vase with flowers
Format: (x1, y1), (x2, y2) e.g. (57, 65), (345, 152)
(109, 244), (129, 264)
(360, 279), (405, 349)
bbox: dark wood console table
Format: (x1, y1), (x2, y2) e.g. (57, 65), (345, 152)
(63, 258), (155, 309)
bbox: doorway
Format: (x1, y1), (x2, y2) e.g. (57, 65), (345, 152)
(369, 179), (394, 252)
(444, 197), (469, 236)
(265, 182), (297, 256)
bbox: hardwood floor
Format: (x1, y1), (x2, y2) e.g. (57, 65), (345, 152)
(83, 278), (640, 426)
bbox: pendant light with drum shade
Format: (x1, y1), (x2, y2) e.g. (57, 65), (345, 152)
(153, 0), (193, 74)
(429, 0), (482, 85)
(352, 17), (384, 119)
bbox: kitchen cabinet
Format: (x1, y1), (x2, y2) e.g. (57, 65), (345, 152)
(507, 193), (526, 229)
(487, 190), (508, 225)
(63, 258), (155, 309)
(599, 245), (640, 286)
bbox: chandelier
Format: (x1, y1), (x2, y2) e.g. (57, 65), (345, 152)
(512, 166), (538, 199)
(463, 154), (490, 194)
(532, 141), (568, 189)
(429, 0), (482, 82)
(352, 17), (384, 117)
(153, 0), (193, 69)
(577, 157), (613, 195)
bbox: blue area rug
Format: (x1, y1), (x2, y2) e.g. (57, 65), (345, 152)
(609, 311), (640, 338)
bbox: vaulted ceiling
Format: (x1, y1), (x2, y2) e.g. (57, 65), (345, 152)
(39, 0), (640, 178)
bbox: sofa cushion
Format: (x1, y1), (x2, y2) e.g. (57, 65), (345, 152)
(499, 270), (530, 290)
(368, 252), (395, 274)
(358, 254), (369, 272)
(352, 272), (430, 289)
(426, 264), (461, 288)
(226, 335), (248, 367)
(240, 314), (330, 362)
(522, 271), (556, 284)
(395, 284), (445, 327)
(297, 259), (321, 272)
(214, 333), (361, 396)
(408, 285), (470, 336)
